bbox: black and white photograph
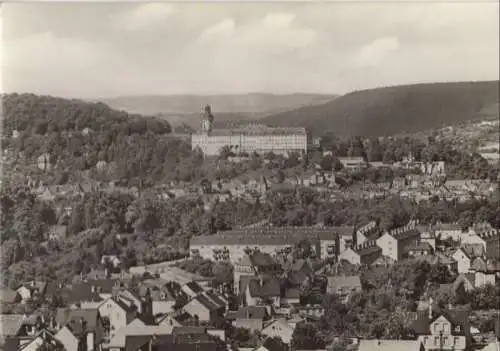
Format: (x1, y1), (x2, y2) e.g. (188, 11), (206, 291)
(0, 1), (499, 350)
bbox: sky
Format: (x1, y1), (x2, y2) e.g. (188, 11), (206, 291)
(1, 1), (499, 98)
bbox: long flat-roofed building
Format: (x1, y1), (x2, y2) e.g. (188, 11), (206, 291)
(189, 226), (340, 263)
(191, 105), (309, 156)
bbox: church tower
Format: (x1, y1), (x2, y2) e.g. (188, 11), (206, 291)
(201, 104), (214, 133)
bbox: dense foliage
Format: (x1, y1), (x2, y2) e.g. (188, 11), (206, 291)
(263, 81), (499, 136)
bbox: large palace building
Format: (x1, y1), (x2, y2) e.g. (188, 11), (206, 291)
(191, 105), (310, 156)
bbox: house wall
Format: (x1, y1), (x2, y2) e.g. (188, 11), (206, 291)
(452, 250), (471, 274)
(397, 235), (420, 261)
(320, 240), (338, 260)
(20, 336), (44, 351)
(54, 327), (78, 351)
(152, 301), (175, 316)
(192, 243), (295, 263)
(245, 286), (259, 307)
(338, 248), (360, 265)
(419, 334), (466, 350)
(183, 299), (211, 322)
(17, 287), (31, 302)
(192, 133), (308, 157)
(234, 265), (254, 295)
(233, 318), (264, 332)
(376, 234), (399, 261)
(474, 272), (496, 288)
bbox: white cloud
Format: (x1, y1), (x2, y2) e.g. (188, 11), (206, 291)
(1, 2), (498, 96)
(263, 13), (296, 28)
(355, 36), (400, 67)
(111, 3), (174, 31)
(200, 19), (236, 40)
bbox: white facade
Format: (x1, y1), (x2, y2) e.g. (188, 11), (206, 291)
(452, 249), (472, 274)
(192, 131), (308, 157)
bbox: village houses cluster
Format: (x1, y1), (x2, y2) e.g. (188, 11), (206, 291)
(2, 214), (500, 351)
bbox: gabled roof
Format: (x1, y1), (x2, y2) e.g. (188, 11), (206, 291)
(88, 279), (115, 294)
(226, 306), (268, 320)
(358, 339), (423, 351)
(411, 306), (470, 336)
(184, 282), (204, 294)
(248, 277), (281, 298)
(62, 283), (102, 304)
(250, 252), (278, 268)
(462, 244), (485, 259)
(0, 288), (19, 303)
(283, 288), (301, 299)
(0, 315), (25, 336)
(202, 291), (226, 309)
(193, 294), (221, 312)
(55, 308), (100, 335)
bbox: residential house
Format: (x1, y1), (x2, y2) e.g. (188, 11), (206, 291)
(96, 297), (137, 338)
(355, 221), (380, 246)
(261, 319), (296, 345)
(55, 309), (105, 351)
(470, 258), (500, 280)
(358, 340), (424, 351)
(242, 276), (281, 308)
(376, 223), (421, 261)
(452, 244), (485, 273)
(411, 305), (470, 351)
(0, 287), (21, 307)
(190, 227), (338, 263)
(452, 274), (477, 293)
(406, 242), (434, 258)
(326, 276), (362, 303)
(434, 223), (464, 242)
(338, 241), (382, 266)
(20, 329), (65, 351)
(254, 337), (289, 351)
(16, 281), (47, 303)
(226, 306), (269, 332)
(0, 314), (27, 343)
(182, 281), (206, 299)
(106, 319), (176, 351)
(419, 229), (436, 251)
(338, 157), (368, 172)
(47, 225), (68, 242)
(478, 230), (500, 260)
(182, 293), (226, 323)
(234, 252), (282, 295)
(293, 305), (325, 319)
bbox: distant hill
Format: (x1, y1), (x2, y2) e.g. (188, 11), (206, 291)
(261, 81), (499, 137)
(97, 93), (335, 128)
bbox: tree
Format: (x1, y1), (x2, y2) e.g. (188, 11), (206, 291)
(291, 323), (326, 350)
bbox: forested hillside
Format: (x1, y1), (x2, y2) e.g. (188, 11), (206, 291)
(100, 93), (335, 115)
(2, 94), (203, 186)
(262, 81), (499, 136)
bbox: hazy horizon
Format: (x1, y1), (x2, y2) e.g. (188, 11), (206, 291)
(2, 1), (499, 99)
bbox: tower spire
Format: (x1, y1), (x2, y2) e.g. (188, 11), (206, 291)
(201, 104), (214, 133)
